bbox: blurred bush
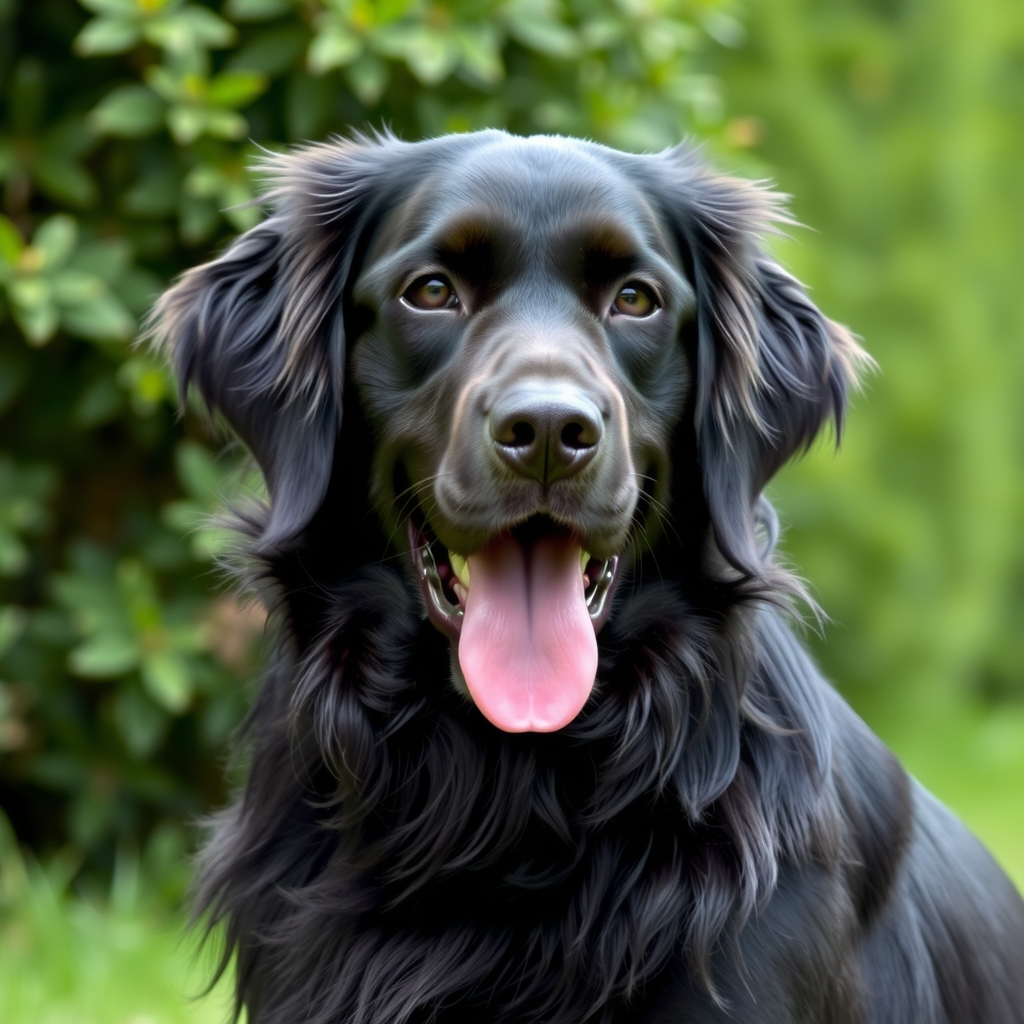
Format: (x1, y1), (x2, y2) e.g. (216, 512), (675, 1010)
(0, 0), (736, 876)
(718, 0), (1024, 719)
(716, 0), (1024, 883)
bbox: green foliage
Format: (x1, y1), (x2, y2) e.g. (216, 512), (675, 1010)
(0, 0), (735, 876)
(717, 0), (1024, 883)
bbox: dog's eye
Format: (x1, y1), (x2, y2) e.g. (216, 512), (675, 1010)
(612, 283), (657, 317)
(404, 275), (459, 310)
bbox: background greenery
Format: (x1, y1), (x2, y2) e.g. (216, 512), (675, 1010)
(0, 0), (1021, 1015)
(721, 0), (1024, 886)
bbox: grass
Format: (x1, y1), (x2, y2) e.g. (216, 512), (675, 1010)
(0, 817), (240, 1024)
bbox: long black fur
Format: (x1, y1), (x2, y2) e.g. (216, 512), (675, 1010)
(150, 131), (1024, 1024)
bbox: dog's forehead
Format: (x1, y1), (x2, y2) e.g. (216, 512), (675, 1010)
(372, 137), (669, 257)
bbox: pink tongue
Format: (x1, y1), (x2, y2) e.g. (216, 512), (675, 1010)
(459, 533), (597, 732)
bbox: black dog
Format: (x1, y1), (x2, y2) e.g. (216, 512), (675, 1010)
(152, 131), (1024, 1024)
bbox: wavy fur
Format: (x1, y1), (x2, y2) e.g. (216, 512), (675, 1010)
(152, 132), (1024, 1024)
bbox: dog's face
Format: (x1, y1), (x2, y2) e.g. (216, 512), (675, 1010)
(152, 131), (861, 735)
(350, 139), (693, 730)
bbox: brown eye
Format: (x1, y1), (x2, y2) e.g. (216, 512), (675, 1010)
(612, 282), (657, 317)
(404, 275), (458, 310)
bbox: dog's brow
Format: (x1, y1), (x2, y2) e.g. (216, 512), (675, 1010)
(432, 214), (504, 255)
(572, 220), (641, 260)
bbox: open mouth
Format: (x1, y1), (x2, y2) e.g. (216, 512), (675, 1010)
(408, 516), (619, 638)
(408, 514), (621, 733)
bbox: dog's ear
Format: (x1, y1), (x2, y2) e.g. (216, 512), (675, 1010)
(652, 147), (870, 583)
(148, 137), (403, 552)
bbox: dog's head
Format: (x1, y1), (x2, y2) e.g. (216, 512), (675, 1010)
(151, 131), (863, 734)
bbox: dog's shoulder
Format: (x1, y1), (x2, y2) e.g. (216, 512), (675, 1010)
(809, 662), (1024, 1022)
(854, 784), (1024, 1024)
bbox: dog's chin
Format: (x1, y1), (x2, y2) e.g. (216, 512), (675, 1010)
(408, 514), (620, 732)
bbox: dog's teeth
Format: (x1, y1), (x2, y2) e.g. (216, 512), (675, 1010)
(450, 552), (470, 588)
(580, 550), (591, 574)
(452, 580), (468, 607)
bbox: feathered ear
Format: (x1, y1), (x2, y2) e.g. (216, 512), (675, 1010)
(654, 147), (871, 584)
(148, 137), (404, 552)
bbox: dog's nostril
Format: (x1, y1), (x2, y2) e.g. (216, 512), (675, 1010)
(560, 421), (594, 451)
(510, 421), (535, 448)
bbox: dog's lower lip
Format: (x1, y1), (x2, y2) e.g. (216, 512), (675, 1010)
(407, 516), (620, 638)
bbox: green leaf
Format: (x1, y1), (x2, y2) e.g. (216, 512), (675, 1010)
(52, 270), (106, 305)
(0, 216), (24, 265)
(73, 17), (142, 56)
(183, 163), (225, 197)
(60, 293), (135, 342)
(202, 107), (249, 140)
(166, 105), (207, 144)
(145, 6), (236, 54)
(206, 69), (268, 108)
(141, 651), (192, 712)
(143, 65), (181, 102)
(69, 632), (140, 677)
(89, 85), (166, 137)
(457, 26), (504, 86)
(114, 684), (169, 757)
(9, 288), (59, 346)
(70, 239), (132, 283)
(33, 214), (78, 268)
(33, 157), (98, 209)
(307, 25), (362, 75)
(579, 18), (625, 51)
(344, 51), (387, 105)
(372, 25), (460, 85)
(505, 13), (579, 59)
(8, 276), (52, 310)
(701, 10), (745, 48)
(174, 441), (223, 500)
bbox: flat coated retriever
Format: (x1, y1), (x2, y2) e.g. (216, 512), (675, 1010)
(151, 131), (1024, 1024)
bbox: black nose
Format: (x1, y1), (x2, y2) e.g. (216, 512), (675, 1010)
(490, 383), (603, 484)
